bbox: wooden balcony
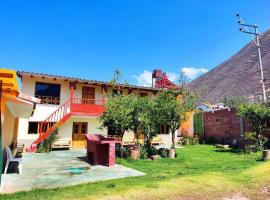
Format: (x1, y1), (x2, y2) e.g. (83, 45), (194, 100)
(35, 95), (60, 105)
(70, 98), (105, 116)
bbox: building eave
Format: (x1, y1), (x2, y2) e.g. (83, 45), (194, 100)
(17, 71), (160, 92)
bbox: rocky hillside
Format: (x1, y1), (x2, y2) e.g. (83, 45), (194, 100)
(188, 29), (270, 104)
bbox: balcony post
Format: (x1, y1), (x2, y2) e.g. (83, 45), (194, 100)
(69, 82), (77, 113)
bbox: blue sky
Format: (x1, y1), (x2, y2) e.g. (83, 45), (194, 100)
(0, 0), (269, 86)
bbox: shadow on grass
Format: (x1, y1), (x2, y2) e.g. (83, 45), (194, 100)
(214, 148), (243, 154)
(214, 148), (265, 162)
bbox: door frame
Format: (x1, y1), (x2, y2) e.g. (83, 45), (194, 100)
(72, 122), (88, 148)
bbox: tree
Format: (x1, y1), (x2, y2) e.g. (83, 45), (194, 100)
(238, 103), (270, 138)
(100, 94), (135, 140)
(136, 97), (158, 147)
(129, 96), (149, 144)
(154, 89), (195, 149)
(222, 96), (247, 109)
(110, 68), (121, 84)
(178, 71), (189, 88)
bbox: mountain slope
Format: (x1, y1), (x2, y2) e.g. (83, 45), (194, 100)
(188, 29), (270, 104)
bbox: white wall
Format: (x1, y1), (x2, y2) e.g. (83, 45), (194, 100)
(57, 116), (107, 139)
(17, 118), (38, 148)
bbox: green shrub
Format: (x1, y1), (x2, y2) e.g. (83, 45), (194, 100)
(158, 148), (169, 158)
(37, 141), (46, 153)
(116, 146), (131, 158)
(37, 129), (58, 153)
(147, 146), (157, 156)
(139, 146), (148, 159)
(191, 135), (199, 145)
(242, 132), (267, 153)
(179, 136), (199, 145)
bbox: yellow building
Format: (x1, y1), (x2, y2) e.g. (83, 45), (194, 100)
(0, 69), (39, 184)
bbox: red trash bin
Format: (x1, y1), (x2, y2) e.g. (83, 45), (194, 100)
(85, 134), (122, 167)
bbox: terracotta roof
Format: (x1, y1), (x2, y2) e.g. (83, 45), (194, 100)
(17, 71), (160, 91)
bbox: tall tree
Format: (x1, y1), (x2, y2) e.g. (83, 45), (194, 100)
(137, 97), (158, 147)
(100, 94), (135, 140)
(155, 89), (195, 149)
(110, 68), (121, 84)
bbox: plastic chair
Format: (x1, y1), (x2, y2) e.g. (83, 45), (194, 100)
(4, 146), (22, 174)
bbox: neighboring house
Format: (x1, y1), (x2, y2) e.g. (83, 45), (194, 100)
(16, 70), (179, 151)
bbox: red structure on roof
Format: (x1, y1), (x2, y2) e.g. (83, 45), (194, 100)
(152, 69), (179, 89)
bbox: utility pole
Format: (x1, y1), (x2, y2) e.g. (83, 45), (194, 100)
(236, 14), (267, 103)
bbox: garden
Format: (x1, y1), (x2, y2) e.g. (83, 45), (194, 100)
(2, 144), (270, 200)
(100, 88), (196, 160)
(3, 90), (270, 199)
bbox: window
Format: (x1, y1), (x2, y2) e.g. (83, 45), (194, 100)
(28, 122), (38, 134)
(72, 122), (88, 134)
(160, 124), (169, 134)
(35, 82), (61, 105)
(112, 89), (122, 96)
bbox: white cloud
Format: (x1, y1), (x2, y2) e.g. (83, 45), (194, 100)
(166, 72), (178, 83)
(181, 67), (209, 80)
(133, 70), (178, 87)
(132, 71), (152, 87)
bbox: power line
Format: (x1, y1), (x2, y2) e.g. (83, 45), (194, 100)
(236, 13), (267, 103)
(174, 4), (270, 69)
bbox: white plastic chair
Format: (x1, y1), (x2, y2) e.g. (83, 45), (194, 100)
(4, 147), (22, 174)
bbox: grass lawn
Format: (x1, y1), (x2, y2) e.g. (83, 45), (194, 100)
(1, 145), (270, 200)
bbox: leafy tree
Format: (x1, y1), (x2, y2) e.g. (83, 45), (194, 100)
(223, 96), (247, 109)
(136, 97), (158, 147)
(129, 96), (150, 144)
(100, 94), (135, 140)
(100, 88), (196, 151)
(154, 89), (195, 149)
(238, 103), (270, 139)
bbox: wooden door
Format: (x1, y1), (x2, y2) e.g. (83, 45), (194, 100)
(72, 122), (88, 149)
(82, 86), (95, 104)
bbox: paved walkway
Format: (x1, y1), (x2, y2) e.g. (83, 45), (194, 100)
(1, 150), (144, 193)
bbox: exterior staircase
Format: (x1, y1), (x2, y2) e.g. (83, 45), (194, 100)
(26, 97), (105, 152)
(26, 99), (71, 152)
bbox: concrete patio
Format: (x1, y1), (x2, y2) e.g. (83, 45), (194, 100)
(1, 150), (145, 193)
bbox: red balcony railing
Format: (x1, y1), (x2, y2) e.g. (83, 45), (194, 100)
(70, 98), (105, 116)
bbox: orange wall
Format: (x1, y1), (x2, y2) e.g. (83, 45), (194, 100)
(180, 111), (194, 137)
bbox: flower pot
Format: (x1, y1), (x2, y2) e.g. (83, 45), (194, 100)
(169, 149), (176, 158)
(131, 149), (140, 160)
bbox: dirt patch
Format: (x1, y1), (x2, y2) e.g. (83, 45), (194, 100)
(222, 193), (249, 200)
(261, 186), (270, 195)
